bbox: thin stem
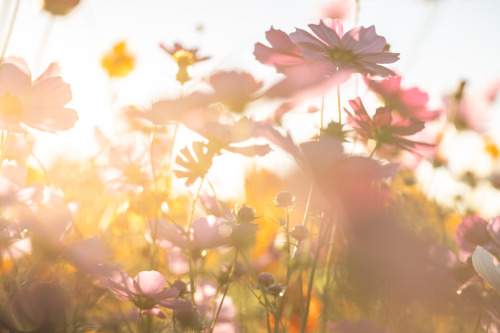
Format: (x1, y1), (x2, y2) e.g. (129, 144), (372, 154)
(136, 310), (143, 333)
(320, 94), (325, 131)
(149, 125), (160, 270)
(0, 130), (11, 166)
(292, 185), (313, 258)
(320, 218), (338, 332)
(209, 250), (238, 332)
(186, 178), (204, 304)
(337, 84), (341, 124)
(368, 143), (379, 158)
(240, 251), (275, 319)
(273, 207), (293, 333)
(0, 0), (21, 62)
(299, 220), (328, 333)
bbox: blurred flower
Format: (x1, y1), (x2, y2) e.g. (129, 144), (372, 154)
(472, 246), (500, 292)
(289, 19), (399, 77)
(104, 270), (191, 311)
(176, 281), (238, 332)
(147, 216), (232, 251)
(175, 141), (214, 186)
(42, 0), (80, 15)
(160, 42), (209, 84)
(455, 215), (500, 263)
(445, 80), (500, 132)
(364, 75), (441, 121)
(207, 71), (263, 113)
(274, 191), (295, 207)
(321, 0), (354, 21)
(101, 41), (135, 78)
(0, 57), (77, 133)
(346, 97), (433, 153)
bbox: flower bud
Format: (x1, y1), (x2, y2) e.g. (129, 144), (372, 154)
(274, 191), (295, 207)
(236, 205), (256, 224)
(267, 284), (283, 296)
(257, 272), (275, 288)
(42, 0), (80, 16)
(170, 280), (188, 297)
(291, 225), (309, 241)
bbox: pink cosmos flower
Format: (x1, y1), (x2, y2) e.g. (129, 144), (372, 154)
(0, 57), (77, 133)
(346, 97), (433, 152)
(104, 270), (191, 311)
(254, 27), (309, 73)
(364, 75), (441, 121)
(445, 80), (500, 133)
(147, 216), (232, 251)
(289, 19), (399, 77)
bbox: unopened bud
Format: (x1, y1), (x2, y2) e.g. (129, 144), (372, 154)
(291, 225), (309, 241)
(267, 284), (283, 296)
(274, 191), (295, 207)
(236, 205), (256, 224)
(257, 272), (275, 288)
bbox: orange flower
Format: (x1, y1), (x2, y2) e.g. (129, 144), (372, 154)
(101, 42), (135, 78)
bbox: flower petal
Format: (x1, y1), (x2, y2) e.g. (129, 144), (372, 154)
(472, 246), (500, 292)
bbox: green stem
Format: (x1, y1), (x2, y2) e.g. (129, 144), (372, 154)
(320, 94), (325, 131)
(149, 125), (160, 270)
(136, 310), (143, 333)
(299, 220), (328, 333)
(209, 249), (238, 332)
(320, 219), (338, 332)
(186, 178), (204, 304)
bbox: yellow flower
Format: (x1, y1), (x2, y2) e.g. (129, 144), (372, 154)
(101, 41), (135, 78)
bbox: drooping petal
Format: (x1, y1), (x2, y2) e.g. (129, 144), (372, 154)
(472, 246), (500, 292)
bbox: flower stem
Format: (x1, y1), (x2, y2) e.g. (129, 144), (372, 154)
(0, 0), (21, 62)
(186, 177), (204, 304)
(209, 249), (238, 333)
(320, 94), (325, 131)
(149, 125), (160, 270)
(337, 84), (342, 124)
(299, 219), (328, 333)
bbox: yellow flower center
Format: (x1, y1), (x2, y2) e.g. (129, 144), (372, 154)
(173, 49), (194, 67)
(0, 93), (23, 119)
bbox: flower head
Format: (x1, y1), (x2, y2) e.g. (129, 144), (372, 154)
(160, 43), (209, 84)
(289, 19), (399, 77)
(0, 58), (77, 133)
(104, 270), (191, 311)
(42, 0), (80, 15)
(346, 97), (433, 153)
(101, 41), (135, 78)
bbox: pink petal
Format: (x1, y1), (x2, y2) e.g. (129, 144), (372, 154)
(134, 271), (167, 295)
(0, 57), (32, 97)
(308, 20), (342, 48)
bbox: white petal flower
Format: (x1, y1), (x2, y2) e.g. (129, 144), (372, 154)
(472, 246), (500, 291)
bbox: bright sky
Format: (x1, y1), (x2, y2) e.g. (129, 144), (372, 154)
(1, 0), (500, 208)
(1, 0), (499, 158)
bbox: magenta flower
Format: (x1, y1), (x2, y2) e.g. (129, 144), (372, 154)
(104, 270), (191, 311)
(346, 97), (433, 152)
(364, 75), (441, 121)
(289, 19), (399, 77)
